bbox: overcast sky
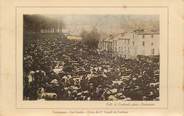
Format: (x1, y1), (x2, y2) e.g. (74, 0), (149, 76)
(46, 15), (159, 35)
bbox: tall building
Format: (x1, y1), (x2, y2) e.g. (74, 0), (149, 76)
(98, 30), (159, 59)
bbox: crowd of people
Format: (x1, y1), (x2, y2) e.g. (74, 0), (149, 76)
(23, 33), (159, 101)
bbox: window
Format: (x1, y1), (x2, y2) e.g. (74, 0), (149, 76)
(142, 41), (145, 46)
(132, 41), (134, 46)
(128, 40), (130, 44)
(151, 42), (154, 46)
(143, 35), (145, 38)
(151, 34), (154, 38)
(152, 49), (155, 55)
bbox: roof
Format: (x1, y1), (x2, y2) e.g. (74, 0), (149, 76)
(134, 29), (159, 35)
(113, 32), (133, 40)
(102, 30), (159, 42)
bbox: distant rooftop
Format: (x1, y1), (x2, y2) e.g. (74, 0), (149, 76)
(102, 29), (159, 41)
(133, 29), (159, 35)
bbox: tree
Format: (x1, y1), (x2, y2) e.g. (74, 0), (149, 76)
(80, 27), (100, 49)
(23, 15), (65, 33)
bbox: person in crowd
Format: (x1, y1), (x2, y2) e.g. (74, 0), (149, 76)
(23, 34), (160, 101)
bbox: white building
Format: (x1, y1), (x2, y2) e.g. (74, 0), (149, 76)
(98, 30), (159, 59)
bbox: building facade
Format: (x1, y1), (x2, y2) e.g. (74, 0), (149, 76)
(98, 30), (159, 59)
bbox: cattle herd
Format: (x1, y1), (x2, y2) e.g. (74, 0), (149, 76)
(23, 33), (159, 101)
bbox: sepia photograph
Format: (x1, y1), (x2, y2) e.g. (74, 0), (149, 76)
(1, 0), (184, 115)
(23, 14), (160, 101)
